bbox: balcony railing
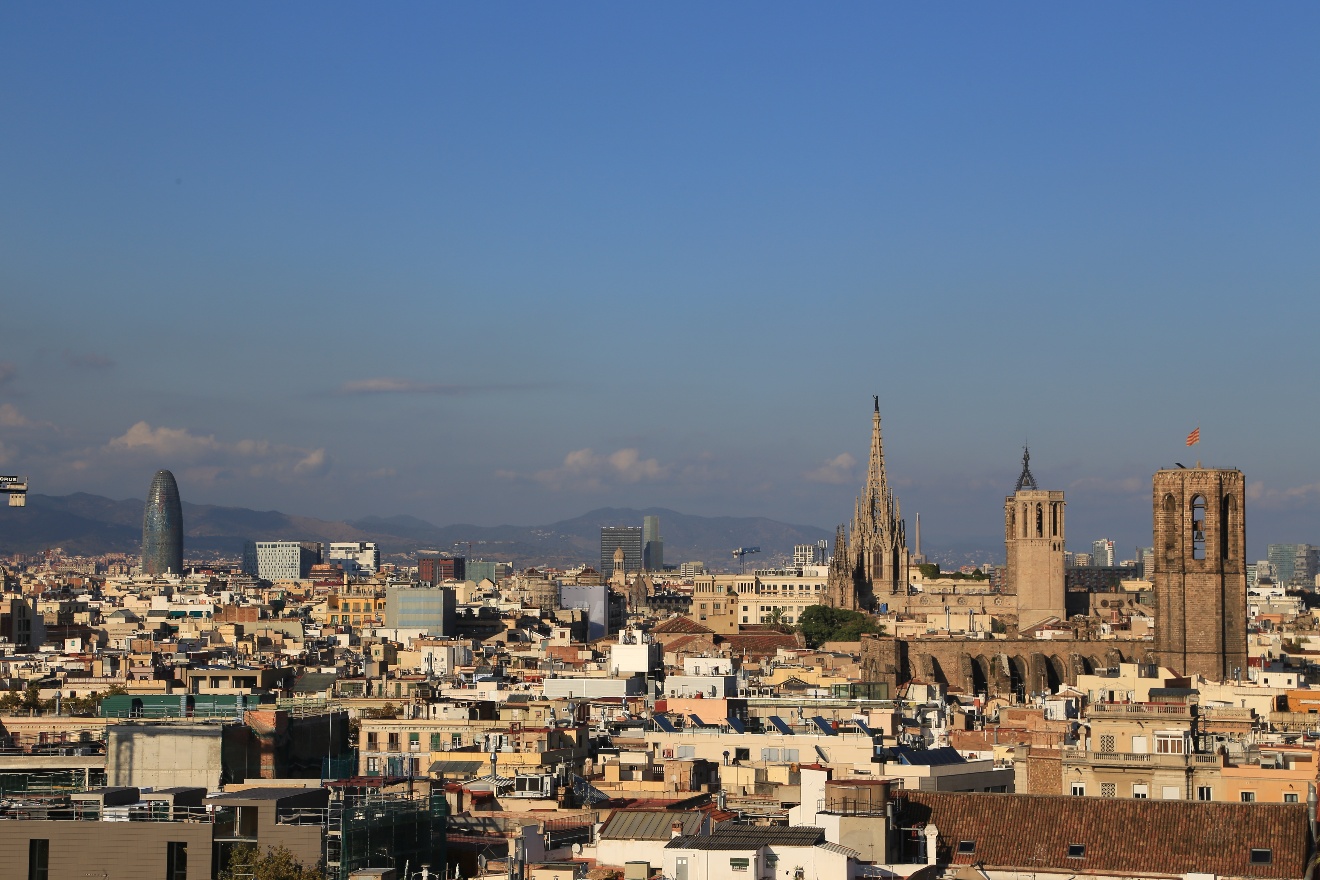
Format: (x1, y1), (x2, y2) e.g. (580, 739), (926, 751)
(1063, 747), (1219, 768)
(1087, 703), (1195, 719)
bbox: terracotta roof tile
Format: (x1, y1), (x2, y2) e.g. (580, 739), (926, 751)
(653, 617), (715, 635)
(898, 791), (1309, 878)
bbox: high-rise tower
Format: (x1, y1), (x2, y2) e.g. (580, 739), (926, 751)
(1003, 448), (1066, 630)
(601, 526), (642, 580)
(141, 470), (183, 576)
(642, 515), (664, 571)
(1152, 467), (1247, 681)
(826, 397), (909, 610)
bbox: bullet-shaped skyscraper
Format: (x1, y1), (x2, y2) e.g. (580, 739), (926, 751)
(141, 469), (184, 575)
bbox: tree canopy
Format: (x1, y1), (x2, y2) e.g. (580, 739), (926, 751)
(219, 844), (324, 880)
(797, 605), (885, 648)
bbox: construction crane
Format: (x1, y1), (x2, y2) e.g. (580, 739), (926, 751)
(732, 546), (760, 573)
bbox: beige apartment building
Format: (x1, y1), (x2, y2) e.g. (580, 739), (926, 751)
(1061, 697), (1317, 804)
(357, 716), (588, 778)
(315, 585), (386, 628)
(691, 570), (829, 629)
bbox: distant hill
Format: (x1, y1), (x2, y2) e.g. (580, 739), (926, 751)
(1, 496), (834, 571)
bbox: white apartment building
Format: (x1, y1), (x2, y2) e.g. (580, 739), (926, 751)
(736, 567), (829, 625)
(252, 541), (316, 581)
(328, 541), (380, 574)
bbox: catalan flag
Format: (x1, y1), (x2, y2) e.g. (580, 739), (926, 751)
(1186, 427), (1200, 447)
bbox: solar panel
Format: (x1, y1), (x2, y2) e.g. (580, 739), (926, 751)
(654, 715), (677, 733)
(769, 715), (794, 735)
(689, 714), (709, 728)
(811, 716), (837, 736)
(726, 716), (746, 734)
(854, 719), (875, 738)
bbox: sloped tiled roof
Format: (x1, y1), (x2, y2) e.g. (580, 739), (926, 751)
(899, 791), (1309, 878)
(667, 826), (825, 850)
(662, 634), (718, 655)
(653, 617), (715, 635)
(599, 809), (704, 841)
(721, 631), (802, 656)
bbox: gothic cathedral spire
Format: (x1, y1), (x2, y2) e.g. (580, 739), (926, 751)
(828, 396), (911, 610)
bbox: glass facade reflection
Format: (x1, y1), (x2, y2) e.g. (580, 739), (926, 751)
(141, 469), (183, 575)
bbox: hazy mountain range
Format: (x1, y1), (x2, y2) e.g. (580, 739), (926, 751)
(1, 494), (838, 571)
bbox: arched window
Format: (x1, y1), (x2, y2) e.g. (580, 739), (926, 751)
(1022, 504), (1029, 538)
(1191, 495), (1207, 560)
(1162, 494), (1177, 559)
(1035, 504), (1044, 537)
(1221, 495), (1236, 559)
(1008, 508), (1016, 540)
(1050, 503), (1059, 537)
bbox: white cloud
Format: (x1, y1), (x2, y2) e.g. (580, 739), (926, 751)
(104, 422), (330, 482)
(522, 447), (670, 490)
(0, 404), (31, 428)
(109, 422), (223, 457)
(805, 452), (857, 484)
(1247, 480), (1320, 509)
(294, 448), (330, 476)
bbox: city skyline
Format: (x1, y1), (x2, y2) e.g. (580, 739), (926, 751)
(2, 6), (1318, 560)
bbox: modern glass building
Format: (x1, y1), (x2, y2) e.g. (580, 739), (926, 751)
(600, 526), (642, 579)
(140, 470), (184, 575)
(643, 515), (664, 571)
(384, 586), (455, 635)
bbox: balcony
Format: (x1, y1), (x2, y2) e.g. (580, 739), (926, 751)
(1063, 747), (1220, 769)
(1087, 703), (1195, 720)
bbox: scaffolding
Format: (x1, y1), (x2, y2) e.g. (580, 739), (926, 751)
(323, 789), (446, 880)
(0, 768), (104, 796)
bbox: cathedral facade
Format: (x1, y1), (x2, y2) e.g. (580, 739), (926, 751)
(825, 397), (910, 611)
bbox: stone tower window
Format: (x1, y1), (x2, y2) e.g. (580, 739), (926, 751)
(1221, 495), (1236, 559)
(1191, 495), (1207, 560)
(1035, 504), (1044, 538)
(1162, 493), (1177, 560)
(1050, 503), (1059, 537)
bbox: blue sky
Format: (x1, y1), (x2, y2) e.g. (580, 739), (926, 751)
(1, 4), (1317, 560)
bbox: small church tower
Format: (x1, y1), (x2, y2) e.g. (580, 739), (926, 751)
(1004, 448), (1066, 630)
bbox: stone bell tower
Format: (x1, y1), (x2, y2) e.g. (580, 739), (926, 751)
(1003, 448), (1066, 631)
(1152, 466), (1247, 681)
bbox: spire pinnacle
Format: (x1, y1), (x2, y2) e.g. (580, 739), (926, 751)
(867, 396), (888, 502)
(1015, 446), (1038, 492)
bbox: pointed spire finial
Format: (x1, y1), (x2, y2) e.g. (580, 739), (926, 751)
(873, 394), (879, 414)
(1015, 446), (1038, 492)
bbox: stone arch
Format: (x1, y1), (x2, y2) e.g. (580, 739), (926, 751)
(970, 655), (990, 696)
(1008, 655), (1029, 699)
(1221, 493), (1237, 560)
(1104, 648), (1124, 671)
(958, 653), (975, 692)
(925, 654), (949, 687)
(1069, 653), (1093, 679)
(1048, 655), (1068, 691)
(1029, 653), (1050, 696)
